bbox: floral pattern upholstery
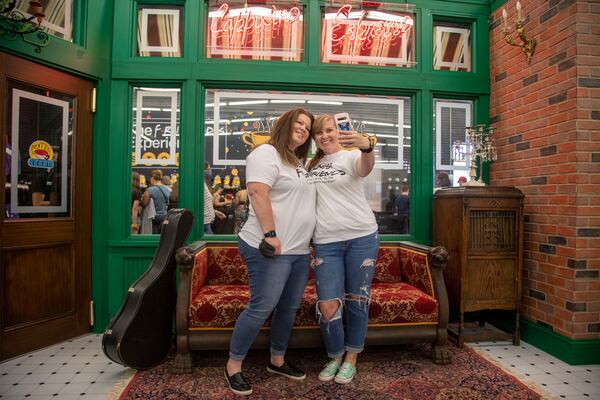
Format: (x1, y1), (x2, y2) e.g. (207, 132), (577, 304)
(398, 248), (434, 297)
(188, 246), (438, 329)
(189, 282), (437, 329)
(206, 247), (248, 285)
(190, 249), (208, 298)
(372, 247), (403, 283)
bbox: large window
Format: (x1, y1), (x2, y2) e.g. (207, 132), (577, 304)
(204, 89), (411, 235)
(130, 87), (180, 235)
(434, 99), (472, 189)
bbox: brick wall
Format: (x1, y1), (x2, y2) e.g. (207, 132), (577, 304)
(489, 0), (600, 340)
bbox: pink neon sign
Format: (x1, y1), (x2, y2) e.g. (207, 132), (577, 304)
(323, 4), (415, 66)
(207, 2), (303, 60)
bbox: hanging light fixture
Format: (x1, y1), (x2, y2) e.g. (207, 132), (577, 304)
(0, 1), (49, 52)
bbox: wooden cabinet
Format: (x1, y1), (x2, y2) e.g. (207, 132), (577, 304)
(433, 186), (524, 347)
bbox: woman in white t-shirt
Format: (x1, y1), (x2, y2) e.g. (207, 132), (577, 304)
(225, 108), (316, 396)
(307, 114), (379, 385)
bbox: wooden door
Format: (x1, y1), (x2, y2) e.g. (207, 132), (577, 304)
(0, 52), (93, 360)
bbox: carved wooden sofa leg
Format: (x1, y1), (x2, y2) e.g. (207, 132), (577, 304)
(172, 348), (193, 374)
(431, 344), (453, 364)
(431, 326), (452, 364)
(429, 245), (453, 365)
(171, 350), (192, 374)
(172, 246), (195, 374)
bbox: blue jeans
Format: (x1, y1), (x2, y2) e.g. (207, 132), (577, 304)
(313, 231), (379, 358)
(204, 223), (213, 234)
(229, 238), (310, 361)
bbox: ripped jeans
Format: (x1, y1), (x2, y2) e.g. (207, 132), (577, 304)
(313, 231), (379, 358)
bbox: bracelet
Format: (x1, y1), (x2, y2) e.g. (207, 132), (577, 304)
(359, 134), (377, 153)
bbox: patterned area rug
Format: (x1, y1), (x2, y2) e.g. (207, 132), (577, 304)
(116, 344), (544, 399)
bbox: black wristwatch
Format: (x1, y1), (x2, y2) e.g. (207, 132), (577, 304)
(360, 134), (377, 153)
(264, 230), (277, 238)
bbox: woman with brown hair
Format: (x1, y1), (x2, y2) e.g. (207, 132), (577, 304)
(225, 108), (316, 396)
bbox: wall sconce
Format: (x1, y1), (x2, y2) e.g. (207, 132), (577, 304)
(0, 1), (48, 53)
(502, 1), (536, 64)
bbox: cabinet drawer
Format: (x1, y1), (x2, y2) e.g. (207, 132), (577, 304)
(463, 258), (517, 307)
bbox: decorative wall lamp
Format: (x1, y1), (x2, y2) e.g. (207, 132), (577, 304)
(463, 124), (497, 187)
(0, 0), (48, 52)
(502, 1), (536, 64)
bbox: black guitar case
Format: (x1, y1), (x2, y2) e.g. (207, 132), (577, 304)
(102, 208), (193, 369)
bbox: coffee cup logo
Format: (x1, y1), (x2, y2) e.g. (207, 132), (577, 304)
(27, 140), (55, 169)
(242, 131), (271, 148)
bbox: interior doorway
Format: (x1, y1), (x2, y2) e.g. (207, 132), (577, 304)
(0, 52), (94, 360)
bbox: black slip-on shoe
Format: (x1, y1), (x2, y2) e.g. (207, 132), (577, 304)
(224, 369), (252, 396)
(266, 361), (306, 381)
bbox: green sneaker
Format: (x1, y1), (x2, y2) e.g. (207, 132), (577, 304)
(318, 359), (340, 382)
(334, 361), (356, 384)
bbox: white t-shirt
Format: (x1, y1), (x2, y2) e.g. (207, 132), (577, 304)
(309, 149), (378, 244)
(239, 144), (316, 255)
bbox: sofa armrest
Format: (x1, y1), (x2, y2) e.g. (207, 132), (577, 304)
(396, 242), (450, 351)
(175, 241), (207, 342)
(394, 241), (436, 296)
(426, 246), (450, 334)
(393, 241), (449, 329)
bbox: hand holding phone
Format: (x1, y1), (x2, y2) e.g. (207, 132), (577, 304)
(334, 113), (353, 132)
(334, 113), (358, 149)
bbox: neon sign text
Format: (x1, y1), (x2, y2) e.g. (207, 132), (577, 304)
(209, 3), (301, 47)
(330, 5), (414, 53)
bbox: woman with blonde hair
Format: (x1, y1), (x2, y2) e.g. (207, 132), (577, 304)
(307, 114), (379, 384)
(225, 108), (316, 396)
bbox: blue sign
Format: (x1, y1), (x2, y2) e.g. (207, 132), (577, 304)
(27, 159), (55, 169)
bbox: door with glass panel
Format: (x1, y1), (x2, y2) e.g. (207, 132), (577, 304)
(0, 53), (93, 360)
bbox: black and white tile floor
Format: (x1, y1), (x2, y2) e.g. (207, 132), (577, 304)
(0, 333), (598, 399)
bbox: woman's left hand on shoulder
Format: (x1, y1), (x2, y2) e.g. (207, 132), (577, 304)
(338, 131), (370, 150)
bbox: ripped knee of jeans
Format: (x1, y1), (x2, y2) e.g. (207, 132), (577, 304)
(316, 298), (343, 323)
(360, 258), (376, 268)
(344, 293), (371, 307)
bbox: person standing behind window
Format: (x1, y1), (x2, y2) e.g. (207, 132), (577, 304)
(142, 169), (170, 234)
(307, 114), (379, 385)
(435, 171), (451, 190)
(234, 188), (249, 234)
(131, 172), (142, 234)
(395, 182), (410, 234)
(225, 108), (315, 396)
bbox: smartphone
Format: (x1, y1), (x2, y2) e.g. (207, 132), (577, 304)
(334, 112), (353, 132)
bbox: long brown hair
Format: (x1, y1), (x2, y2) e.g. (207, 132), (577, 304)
(307, 114), (335, 171)
(267, 108), (314, 167)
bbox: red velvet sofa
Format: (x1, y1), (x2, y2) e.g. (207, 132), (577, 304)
(173, 241), (451, 373)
